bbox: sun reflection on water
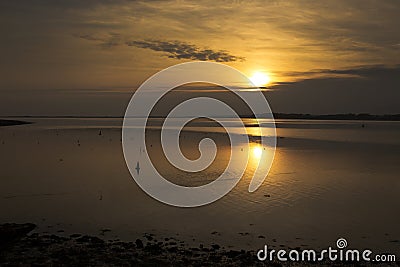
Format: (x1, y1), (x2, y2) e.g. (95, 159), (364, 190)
(252, 146), (263, 159)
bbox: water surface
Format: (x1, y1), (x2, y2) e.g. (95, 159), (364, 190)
(0, 118), (399, 254)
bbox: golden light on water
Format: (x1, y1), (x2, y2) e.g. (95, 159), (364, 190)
(252, 146), (263, 159)
(245, 143), (267, 175)
(249, 71), (271, 87)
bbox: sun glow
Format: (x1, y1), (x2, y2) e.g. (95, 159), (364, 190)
(252, 146), (263, 159)
(249, 72), (271, 87)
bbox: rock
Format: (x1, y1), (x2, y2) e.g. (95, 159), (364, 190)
(211, 244), (220, 250)
(144, 243), (163, 254)
(70, 233), (81, 238)
(0, 223), (36, 247)
(135, 238), (144, 248)
(76, 235), (104, 244)
(226, 250), (241, 258)
(144, 234), (153, 241)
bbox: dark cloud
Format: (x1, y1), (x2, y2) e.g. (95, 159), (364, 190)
(78, 34), (244, 62)
(77, 33), (122, 49)
(77, 34), (103, 42)
(0, 0), (139, 10)
(278, 64), (400, 79)
(267, 65), (400, 114)
(319, 64), (400, 77)
(126, 40), (245, 62)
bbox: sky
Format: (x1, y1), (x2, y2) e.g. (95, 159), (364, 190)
(0, 0), (399, 116)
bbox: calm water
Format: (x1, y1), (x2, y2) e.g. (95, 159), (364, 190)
(0, 118), (399, 254)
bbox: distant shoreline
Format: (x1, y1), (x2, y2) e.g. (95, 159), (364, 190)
(2, 113), (400, 121)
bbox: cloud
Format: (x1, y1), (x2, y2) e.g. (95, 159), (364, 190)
(318, 64), (400, 77)
(127, 40), (244, 62)
(267, 64), (400, 114)
(78, 34), (244, 62)
(78, 33), (122, 48)
(276, 64), (400, 80)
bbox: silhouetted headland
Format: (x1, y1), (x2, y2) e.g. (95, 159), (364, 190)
(0, 119), (32, 127)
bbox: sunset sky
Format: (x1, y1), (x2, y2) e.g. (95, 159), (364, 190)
(0, 0), (399, 115)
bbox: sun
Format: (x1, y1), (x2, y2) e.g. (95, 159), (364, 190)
(249, 72), (270, 87)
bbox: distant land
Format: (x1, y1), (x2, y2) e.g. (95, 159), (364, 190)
(1, 113), (400, 121)
(0, 119), (32, 127)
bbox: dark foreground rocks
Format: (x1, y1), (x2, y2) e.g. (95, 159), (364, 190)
(0, 223), (268, 266)
(0, 224), (398, 266)
(0, 223), (36, 249)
